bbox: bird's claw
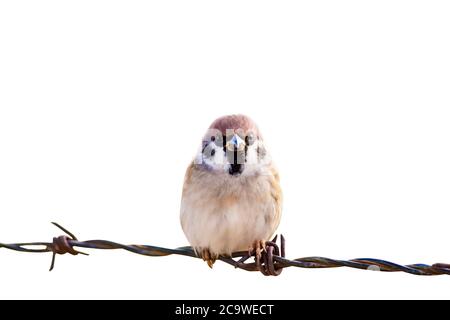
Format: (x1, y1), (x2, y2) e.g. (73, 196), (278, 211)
(248, 240), (266, 261)
(200, 248), (217, 268)
(237, 235), (286, 276)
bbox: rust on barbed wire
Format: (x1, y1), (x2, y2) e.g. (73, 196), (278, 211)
(49, 223), (89, 271)
(1, 223), (450, 276)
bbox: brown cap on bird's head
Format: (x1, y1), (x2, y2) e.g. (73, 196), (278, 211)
(208, 114), (262, 139)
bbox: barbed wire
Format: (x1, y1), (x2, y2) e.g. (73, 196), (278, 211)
(1, 222), (449, 276)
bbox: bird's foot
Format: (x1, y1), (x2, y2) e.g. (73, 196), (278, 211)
(200, 248), (217, 268)
(248, 240), (267, 265)
(236, 235), (286, 276)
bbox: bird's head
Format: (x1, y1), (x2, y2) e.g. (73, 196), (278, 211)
(194, 114), (271, 177)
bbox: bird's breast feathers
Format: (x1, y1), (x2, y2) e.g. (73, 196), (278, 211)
(180, 163), (282, 256)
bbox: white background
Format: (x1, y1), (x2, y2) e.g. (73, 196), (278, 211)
(1, 1), (449, 299)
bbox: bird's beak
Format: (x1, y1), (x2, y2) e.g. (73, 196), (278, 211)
(226, 134), (246, 151)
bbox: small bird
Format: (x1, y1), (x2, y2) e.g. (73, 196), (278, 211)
(180, 114), (282, 268)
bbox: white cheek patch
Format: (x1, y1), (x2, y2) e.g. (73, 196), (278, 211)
(245, 144), (259, 166)
(241, 141), (272, 176)
(195, 142), (227, 170)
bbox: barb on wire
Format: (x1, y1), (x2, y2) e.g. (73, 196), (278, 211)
(49, 222), (89, 271)
(1, 223), (450, 277)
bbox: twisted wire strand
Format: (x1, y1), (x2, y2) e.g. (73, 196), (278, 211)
(1, 223), (449, 276)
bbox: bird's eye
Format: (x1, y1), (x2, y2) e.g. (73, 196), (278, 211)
(210, 136), (215, 142)
(245, 134), (255, 146)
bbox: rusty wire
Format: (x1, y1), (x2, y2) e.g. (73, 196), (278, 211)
(1, 222), (450, 276)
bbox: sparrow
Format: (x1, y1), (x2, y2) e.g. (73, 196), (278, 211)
(180, 114), (282, 268)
